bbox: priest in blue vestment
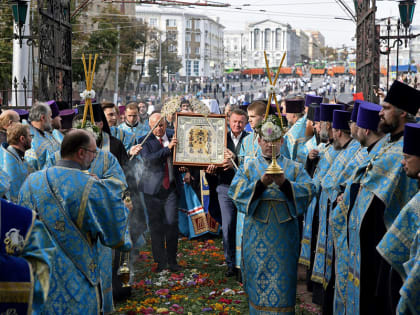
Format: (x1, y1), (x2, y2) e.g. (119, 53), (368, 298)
(346, 81), (419, 315)
(24, 103), (61, 170)
(281, 98), (307, 163)
(377, 123), (420, 315)
(299, 103), (343, 301)
(311, 109), (360, 314)
(0, 123), (34, 203)
(18, 129), (131, 314)
(0, 169), (9, 198)
(102, 102), (136, 152)
(118, 103), (150, 141)
(329, 101), (385, 315)
(229, 115), (315, 314)
(0, 199), (55, 315)
(236, 100), (265, 277)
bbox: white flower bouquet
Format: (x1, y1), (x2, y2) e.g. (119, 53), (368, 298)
(80, 89), (96, 100)
(73, 119), (101, 140)
(257, 114), (284, 142)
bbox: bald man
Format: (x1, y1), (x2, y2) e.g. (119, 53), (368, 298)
(139, 112), (183, 273)
(0, 110), (20, 144)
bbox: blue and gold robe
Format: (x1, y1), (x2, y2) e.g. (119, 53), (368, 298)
(0, 169), (10, 198)
(110, 126), (135, 152)
(1, 199), (55, 315)
(235, 132), (261, 268)
(24, 125), (61, 171)
(377, 191), (420, 315)
(52, 129), (64, 143)
(228, 155), (314, 314)
(118, 121), (150, 143)
(311, 139), (360, 287)
(281, 115), (308, 164)
(0, 144), (33, 203)
(299, 143), (339, 268)
(329, 137), (386, 315)
(45, 146), (127, 312)
(18, 167), (130, 315)
(346, 135), (418, 315)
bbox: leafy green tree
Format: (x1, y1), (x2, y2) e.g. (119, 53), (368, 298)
(0, 6), (13, 105)
(148, 38), (182, 85)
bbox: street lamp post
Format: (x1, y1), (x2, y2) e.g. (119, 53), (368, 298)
(378, 1), (418, 90)
(159, 31), (162, 102)
(9, 0), (32, 107)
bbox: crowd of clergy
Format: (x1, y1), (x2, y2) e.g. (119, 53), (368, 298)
(0, 78), (419, 315)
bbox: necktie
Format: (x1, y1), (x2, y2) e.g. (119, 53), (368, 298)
(159, 138), (170, 189)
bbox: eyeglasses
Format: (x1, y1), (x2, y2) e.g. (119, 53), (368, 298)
(81, 147), (97, 156)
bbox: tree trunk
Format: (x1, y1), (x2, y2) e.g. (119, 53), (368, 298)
(98, 60), (112, 101)
(135, 45), (147, 96)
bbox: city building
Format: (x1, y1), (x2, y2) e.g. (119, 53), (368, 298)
(134, 5), (225, 80)
(246, 19), (300, 67)
(223, 30), (248, 70)
(295, 29), (310, 62)
(223, 20), (325, 70)
(305, 30), (325, 61)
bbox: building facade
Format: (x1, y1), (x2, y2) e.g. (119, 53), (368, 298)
(224, 31), (249, 70)
(135, 5), (225, 79)
(246, 20), (300, 67)
(306, 30), (325, 61)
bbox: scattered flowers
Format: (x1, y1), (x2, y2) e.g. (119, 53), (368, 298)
(117, 237), (319, 314)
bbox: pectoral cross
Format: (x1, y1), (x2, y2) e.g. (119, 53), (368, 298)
(89, 261), (97, 273)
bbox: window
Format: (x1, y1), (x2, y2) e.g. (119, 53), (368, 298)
(194, 61), (199, 76)
(254, 60), (258, 67)
(185, 33), (191, 41)
(265, 28), (271, 49)
(195, 47), (200, 55)
(149, 18), (157, 27)
(167, 31), (177, 41)
(168, 44), (177, 53)
(195, 34), (201, 42)
(254, 29), (260, 50)
(195, 20), (200, 29)
(186, 19), (192, 28)
(276, 29), (282, 49)
(166, 19), (176, 27)
(186, 60), (191, 76)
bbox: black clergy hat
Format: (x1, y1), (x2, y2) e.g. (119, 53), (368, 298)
(285, 99), (305, 114)
(47, 100), (60, 119)
(14, 109), (29, 121)
(77, 103), (110, 134)
(59, 109), (76, 130)
(307, 103), (320, 121)
(384, 80), (420, 115)
(403, 123), (420, 156)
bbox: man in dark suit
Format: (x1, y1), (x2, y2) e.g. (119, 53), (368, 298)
(206, 108), (249, 277)
(139, 112), (182, 272)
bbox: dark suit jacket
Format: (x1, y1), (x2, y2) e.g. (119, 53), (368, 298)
(139, 129), (182, 195)
(205, 131), (248, 223)
(210, 131), (248, 186)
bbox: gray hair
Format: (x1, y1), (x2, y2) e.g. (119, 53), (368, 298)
(29, 102), (51, 122)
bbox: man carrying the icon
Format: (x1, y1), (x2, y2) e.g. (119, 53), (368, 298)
(228, 114), (314, 314)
